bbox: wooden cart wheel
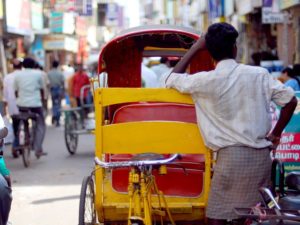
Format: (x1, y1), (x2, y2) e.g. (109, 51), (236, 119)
(64, 111), (78, 155)
(79, 176), (97, 225)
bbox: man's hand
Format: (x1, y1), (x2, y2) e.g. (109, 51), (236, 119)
(266, 133), (281, 150)
(4, 175), (11, 187)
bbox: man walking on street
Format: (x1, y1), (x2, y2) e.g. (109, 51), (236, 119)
(165, 23), (297, 225)
(14, 57), (47, 158)
(3, 59), (22, 158)
(48, 60), (64, 127)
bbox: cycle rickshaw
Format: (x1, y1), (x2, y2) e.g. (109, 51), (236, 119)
(79, 25), (215, 225)
(62, 84), (95, 154)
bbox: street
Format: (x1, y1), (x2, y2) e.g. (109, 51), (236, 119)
(4, 123), (95, 225)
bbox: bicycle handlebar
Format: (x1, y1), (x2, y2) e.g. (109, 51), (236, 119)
(94, 154), (179, 169)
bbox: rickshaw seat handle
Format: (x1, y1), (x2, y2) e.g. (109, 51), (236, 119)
(94, 154), (180, 169)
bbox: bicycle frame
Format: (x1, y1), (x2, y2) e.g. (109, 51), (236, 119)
(95, 155), (178, 225)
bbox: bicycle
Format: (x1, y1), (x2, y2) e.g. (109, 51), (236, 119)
(79, 154), (180, 225)
(13, 111), (38, 168)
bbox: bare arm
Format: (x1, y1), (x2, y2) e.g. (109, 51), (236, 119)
(165, 37), (206, 85)
(268, 96), (297, 147)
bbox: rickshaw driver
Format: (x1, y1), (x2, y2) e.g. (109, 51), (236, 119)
(165, 23), (297, 225)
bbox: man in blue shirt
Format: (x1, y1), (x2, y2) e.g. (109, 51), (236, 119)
(280, 67), (300, 91)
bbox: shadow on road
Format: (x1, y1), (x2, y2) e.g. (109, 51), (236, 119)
(31, 195), (79, 204)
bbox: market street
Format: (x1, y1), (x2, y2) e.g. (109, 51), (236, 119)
(4, 124), (94, 225)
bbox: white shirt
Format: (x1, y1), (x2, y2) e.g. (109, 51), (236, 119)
(14, 69), (44, 107)
(0, 114), (4, 129)
(151, 64), (170, 78)
(166, 59), (295, 151)
(142, 64), (159, 88)
(3, 70), (20, 115)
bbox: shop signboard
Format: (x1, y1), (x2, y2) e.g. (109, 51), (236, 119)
(208, 0), (223, 20)
(50, 12), (75, 34)
(43, 35), (78, 53)
(236, 0), (253, 15)
(31, 1), (44, 30)
(76, 17), (87, 36)
(262, 0), (285, 24)
(75, 0), (93, 16)
(50, 11), (63, 33)
(279, 0), (300, 10)
(5, 0), (32, 36)
(273, 92), (300, 173)
(30, 36), (45, 67)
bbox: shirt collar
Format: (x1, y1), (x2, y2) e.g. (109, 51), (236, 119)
(215, 59), (238, 71)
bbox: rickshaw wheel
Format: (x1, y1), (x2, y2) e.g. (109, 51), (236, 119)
(79, 176), (97, 225)
(64, 112), (78, 155)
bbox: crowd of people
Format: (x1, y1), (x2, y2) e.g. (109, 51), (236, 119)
(0, 57), (91, 225)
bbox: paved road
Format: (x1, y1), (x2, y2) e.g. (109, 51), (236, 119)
(4, 124), (95, 225)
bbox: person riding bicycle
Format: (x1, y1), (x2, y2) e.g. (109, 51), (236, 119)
(0, 113), (12, 225)
(14, 57), (47, 158)
(3, 59), (22, 158)
(165, 22), (297, 225)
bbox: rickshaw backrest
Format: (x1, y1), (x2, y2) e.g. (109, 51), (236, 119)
(112, 103), (197, 124)
(95, 88), (207, 155)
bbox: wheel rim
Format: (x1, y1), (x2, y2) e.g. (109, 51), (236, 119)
(84, 179), (96, 224)
(65, 115), (78, 153)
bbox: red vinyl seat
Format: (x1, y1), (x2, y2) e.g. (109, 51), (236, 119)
(110, 102), (205, 197)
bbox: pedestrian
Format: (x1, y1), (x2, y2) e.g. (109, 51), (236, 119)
(165, 22), (297, 225)
(62, 64), (75, 106)
(14, 57), (47, 158)
(36, 64), (50, 116)
(48, 60), (64, 126)
(141, 63), (158, 87)
(151, 57), (170, 79)
(0, 113), (12, 225)
(279, 67), (300, 91)
(71, 64), (90, 107)
(3, 59), (22, 158)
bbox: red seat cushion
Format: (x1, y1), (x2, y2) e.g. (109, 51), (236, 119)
(109, 102), (205, 197)
(112, 103), (197, 123)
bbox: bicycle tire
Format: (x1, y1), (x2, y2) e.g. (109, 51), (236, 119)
(22, 145), (31, 168)
(18, 120), (31, 168)
(79, 176), (97, 225)
(64, 112), (78, 155)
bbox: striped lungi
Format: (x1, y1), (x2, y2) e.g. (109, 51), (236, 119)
(206, 146), (272, 220)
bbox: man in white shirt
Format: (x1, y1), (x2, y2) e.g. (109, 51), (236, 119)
(166, 23), (297, 224)
(3, 59), (22, 158)
(141, 64), (158, 87)
(14, 57), (47, 158)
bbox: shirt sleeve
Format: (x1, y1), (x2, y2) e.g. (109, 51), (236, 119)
(267, 74), (295, 107)
(165, 72), (210, 95)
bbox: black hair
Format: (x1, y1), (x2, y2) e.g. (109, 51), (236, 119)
(160, 57), (168, 64)
(22, 57), (36, 69)
(205, 22), (239, 61)
(293, 64), (300, 76)
(282, 67), (293, 77)
(52, 60), (59, 68)
(283, 66), (300, 87)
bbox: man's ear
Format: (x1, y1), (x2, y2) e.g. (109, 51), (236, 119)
(233, 44), (238, 59)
